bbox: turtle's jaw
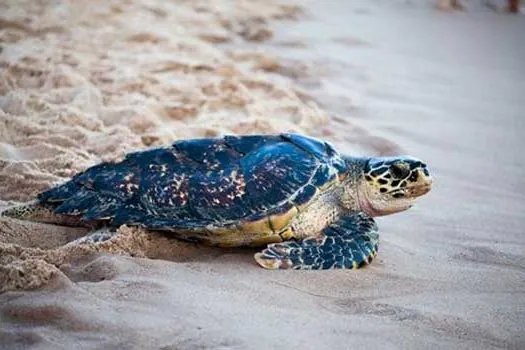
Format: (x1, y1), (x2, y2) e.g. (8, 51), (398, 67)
(357, 179), (431, 217)
(358, 188), (416, 217)
(407, 183), (432, 197)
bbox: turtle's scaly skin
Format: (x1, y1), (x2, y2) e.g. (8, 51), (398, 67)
(1, 133), (432, 270)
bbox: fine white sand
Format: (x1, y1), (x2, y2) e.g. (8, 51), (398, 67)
(1, 0), (524, 349)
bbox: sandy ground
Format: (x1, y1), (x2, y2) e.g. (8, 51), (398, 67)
(1, 0), (524, 349)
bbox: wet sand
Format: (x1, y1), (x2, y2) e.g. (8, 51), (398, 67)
(1, 0), (524, 349)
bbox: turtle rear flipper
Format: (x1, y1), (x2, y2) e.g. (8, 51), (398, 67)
(254, 213), (379, 270)
(65, 227), (118, 245)
(1, 201), (86, 227)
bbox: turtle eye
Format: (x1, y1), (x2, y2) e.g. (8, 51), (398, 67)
(391, 162), (410, 179)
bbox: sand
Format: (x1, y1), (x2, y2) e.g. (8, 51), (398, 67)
(1, 0), (524, 349)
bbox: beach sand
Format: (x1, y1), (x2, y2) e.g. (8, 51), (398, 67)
(1, 0), (524, 349)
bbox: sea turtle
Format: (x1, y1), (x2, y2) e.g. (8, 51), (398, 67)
(1, 133), (432, 270)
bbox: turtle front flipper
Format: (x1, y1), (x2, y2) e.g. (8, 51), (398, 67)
(254, 213), (379, 270)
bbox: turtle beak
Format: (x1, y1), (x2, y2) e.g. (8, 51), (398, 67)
(407, 168), (432, 198)
(409, 183), (431, 197)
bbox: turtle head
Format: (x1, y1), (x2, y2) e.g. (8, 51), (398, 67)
(357, 156), (432, 217)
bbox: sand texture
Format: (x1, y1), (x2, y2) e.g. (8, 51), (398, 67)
(1, 0), (524, 349)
